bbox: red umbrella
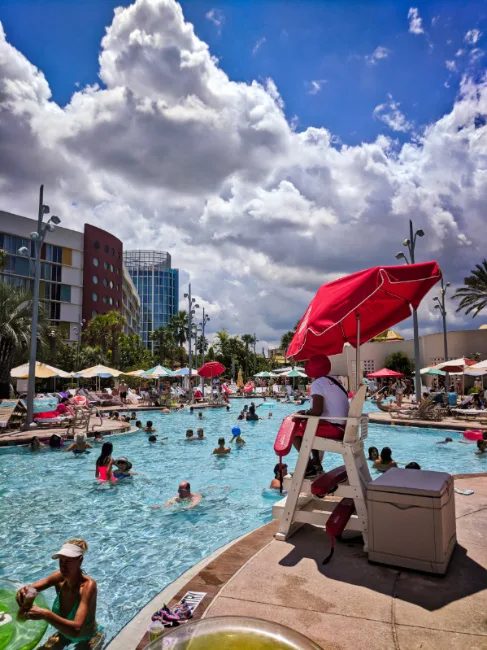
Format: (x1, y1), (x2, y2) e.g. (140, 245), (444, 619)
(367, 368), (404, 378)
(287, 262), (441, 389)
(198, 361), (226, 378)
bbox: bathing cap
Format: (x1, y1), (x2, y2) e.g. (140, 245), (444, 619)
(231, 427), (241, 437)
(305, 355), (331, 378)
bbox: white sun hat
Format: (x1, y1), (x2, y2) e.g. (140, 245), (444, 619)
(52, 543), (84, 559)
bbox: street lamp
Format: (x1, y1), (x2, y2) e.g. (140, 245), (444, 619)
(199, 309), (210, 392)
(395, 219), (424, 404)
(434, 278), (451, 387)
(19, 185), (61, 429)
(183, 284), (199, 402)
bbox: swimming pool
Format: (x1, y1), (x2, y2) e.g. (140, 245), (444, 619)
(0, 398), (484, 644)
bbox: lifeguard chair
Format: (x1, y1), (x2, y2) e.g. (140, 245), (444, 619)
(272, 385), (371, 550)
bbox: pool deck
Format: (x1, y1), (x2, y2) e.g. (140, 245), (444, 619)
(369, 411), (487, 431)
(127, 475), (487, 650)
(0, 417), (132, 446)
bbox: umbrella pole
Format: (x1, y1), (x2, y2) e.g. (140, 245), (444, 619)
(355, 314), (361, 392)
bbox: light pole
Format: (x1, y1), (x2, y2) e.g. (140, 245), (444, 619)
(434, 278), (451, 388)
(19, 185), (61, 429)
(183, 284), (199, 402)
(200, 308), (210, 366)
(395, 219), (424, 405)
(72, 319), (86, 385)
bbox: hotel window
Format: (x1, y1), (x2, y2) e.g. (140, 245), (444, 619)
(111, 248), (115, 256)
(104, 261), (108, 270)
(103, 278), (108, 287)
(49, 302), (60, 320)
(109, 297), (113, 305)
(60, 285), (71, 302)
(93, 258), (99, 267)
(94, 241), (100, 249)
(104, 245), (109, 253)
(93, 275), (98, 284)
(92, 310), (97, 317)
(61, 247), (72, 266)
(109, 280), (113, 289)
(92, 293), (98, 302)
(103, 296), (108, 304)
(110, 264), (114, 272)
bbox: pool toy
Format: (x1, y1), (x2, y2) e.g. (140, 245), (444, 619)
(231, 427), (241, 438)
(0, 579), (48, 650)
(464, 430), (484, 441)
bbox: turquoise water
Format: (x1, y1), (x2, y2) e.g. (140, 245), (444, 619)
(0, 398), (485, 645)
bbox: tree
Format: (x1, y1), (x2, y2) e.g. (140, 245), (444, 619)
(384, 351), (414, 376)
(0, 282), (47, 398)
(454, 260), (487, 317)
(150, 326), (175, 365)
(168, 311), (189, 366)
(241, 334), (254, 380)
(82, 311), (127, 367)
(280, 320), (300, 352)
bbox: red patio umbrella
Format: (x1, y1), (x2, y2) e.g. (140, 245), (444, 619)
(198, 361), (226, 377)
(287, 262), (441, 389)
(367, 368), (404, 378)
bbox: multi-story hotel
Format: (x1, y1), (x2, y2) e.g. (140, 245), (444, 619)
(0, 211), (141, 343)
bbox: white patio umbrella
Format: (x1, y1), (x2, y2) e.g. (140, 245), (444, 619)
(11, 362), (71, 379)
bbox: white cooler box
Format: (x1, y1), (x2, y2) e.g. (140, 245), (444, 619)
(367, 468), (456, 574)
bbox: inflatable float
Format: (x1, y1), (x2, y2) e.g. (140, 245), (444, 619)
(463, 430), (484, 441)
(0, 579), (48, 650)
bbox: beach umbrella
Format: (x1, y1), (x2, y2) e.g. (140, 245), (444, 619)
(432, 357), (477, 373)
(468, 359), (487, 371)
(281, 369), (307, 378)
(420, 367), (445, 376)
(254, 371), (272, 378)
(172, 367), (199, 376)
(76, 364), (123, 378)
(286, 262), (441, 390)
(124, 369), (146, 376)
(11, 362), (71, 379)
(198, 362), (226, 377)
(142, 365), (173, 378)
(366, 368), (404, 378)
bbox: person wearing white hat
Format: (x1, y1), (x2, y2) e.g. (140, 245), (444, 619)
(16, 538), (103, 649)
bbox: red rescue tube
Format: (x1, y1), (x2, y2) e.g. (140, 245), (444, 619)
(274, 416), (345, 458)
(464, 430), (484, 441)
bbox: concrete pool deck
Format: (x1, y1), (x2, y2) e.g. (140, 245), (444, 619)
(0, 417), (132, 446)
(128, 475), (487, 650)
(369, 411), (487, 431)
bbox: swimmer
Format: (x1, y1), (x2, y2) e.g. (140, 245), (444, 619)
(110, 411), (121, 421)
(476, 439), (487, 455)
(268, 412), (273, 419)
(198, 411), (204, 419)
(95, 442), (114, 481)
(436, 437), (453, 445)
(367, 446), (379, 461)
(30, 436), (44, 451)
(197, 428), (205, 440)
(93, 432), (104, 444)
(230, 427), (245, 446)
(185, 429), (197, 441)
(373, 447), (397, 473)
(237, 412), (245, 421)
(270, 463), (288, 489)
(144, 421), (156, 433)
(189, 407), (194, 414)
(226, 405), (230, 411)
(113, 457), (138, 478)
(148, 435), (158, 442)
(152, 481), (202, 510)
(135, 420), (142, 429)
(49, 434), (62, 449)
(405, 462), (421, 469)
(66, 433), (93, 453)
(129, 411), (137, 421)
(212, 437), (231, 455)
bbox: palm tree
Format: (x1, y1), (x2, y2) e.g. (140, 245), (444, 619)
(83, 311), (126, 367)
(0, 282), (47, 398)
(454, 260), (487, 317)
(241, 334), (254, 380)
(280, 320), (300, 352)
(150, 326), (175, 365)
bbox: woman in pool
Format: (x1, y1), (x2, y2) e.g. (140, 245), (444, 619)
(270, 463), (288, 489)
(196, 428), (205, 440)
(135, 420), (142, 429)
(367, 446), (379, 461)
(95, 442), (114, 482)
(185, 429), (197, 441)
(65, 434), (93, 454)
(144, 421), (156, 433)
(30, 436), (44, 451)
(129, 412), (137, 421)
(16, 538), (103, 650)
(212, 437), (231, 455)
(373, 447), (398, 472)
(113, 458), (137, 479)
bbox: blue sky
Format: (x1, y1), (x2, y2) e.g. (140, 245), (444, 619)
(1, 0), (486, 145)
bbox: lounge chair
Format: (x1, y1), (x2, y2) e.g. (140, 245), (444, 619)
(394, 397), (442, 421)
(0, 400), (27, 431)
(272, 385), (371, 550)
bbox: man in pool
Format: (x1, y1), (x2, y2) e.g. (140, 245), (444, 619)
(212, 437), (231, 455)
(152, 482), (202, 510)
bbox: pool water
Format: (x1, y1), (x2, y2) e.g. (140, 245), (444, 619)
(0, 398), (484, 644)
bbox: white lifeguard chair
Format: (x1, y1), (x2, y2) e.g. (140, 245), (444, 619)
(272, 385), (372, 551)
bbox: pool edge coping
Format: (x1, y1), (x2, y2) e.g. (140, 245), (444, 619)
(105, 519), (278, 650)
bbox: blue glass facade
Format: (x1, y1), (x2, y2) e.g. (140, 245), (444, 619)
(123, 250), (179, 349)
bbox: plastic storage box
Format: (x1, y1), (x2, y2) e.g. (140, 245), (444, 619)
(367, 468), (456, 574)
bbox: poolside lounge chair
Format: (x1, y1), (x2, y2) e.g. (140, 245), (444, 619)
(272, 385), (371, 551)
(65, 407), (97, 436)
(0, 400), (27, 431)
(394, 397), (442, 421)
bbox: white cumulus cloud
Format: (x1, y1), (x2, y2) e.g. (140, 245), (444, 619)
(306, 79), (327, 95)
(252, 37), (266, 56)
(365, 45), (391, 65)
(206, 8), (224, 32)
(465, 29), (482, 45)
(408, 7), (424, 35)
(0, 0), (486, 345)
